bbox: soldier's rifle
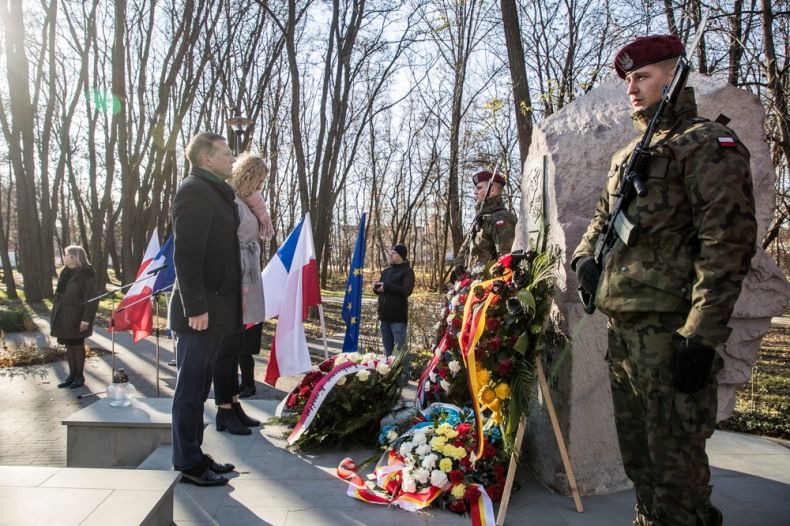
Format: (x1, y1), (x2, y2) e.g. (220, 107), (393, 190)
(579, 14), (709, 314)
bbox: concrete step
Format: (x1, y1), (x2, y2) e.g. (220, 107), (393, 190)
(137, 444), (174, 471)
(0, 465), (179, 526)
(62, 397), (209, 469)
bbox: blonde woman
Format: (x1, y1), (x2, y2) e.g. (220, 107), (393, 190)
(51, 245), (98, 389)
(212, 153), (273, 433)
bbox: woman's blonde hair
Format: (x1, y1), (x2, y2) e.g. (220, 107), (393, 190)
(229, 153), (268, 198)
(65, 245), (90, 268)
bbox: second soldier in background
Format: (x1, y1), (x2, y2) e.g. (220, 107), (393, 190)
(455, 170), (517, 275)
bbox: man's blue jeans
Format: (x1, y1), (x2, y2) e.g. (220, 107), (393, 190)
(379, 321), (407, 356)
(380, 321), (410, 385)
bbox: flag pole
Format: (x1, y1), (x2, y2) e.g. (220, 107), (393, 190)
(317, 304), (329, 361)
(154, 292), (160, 397)
(167, 292), (177, 367)
(110, 293), (117, 382)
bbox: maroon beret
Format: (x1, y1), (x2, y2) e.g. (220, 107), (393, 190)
(614, 35), (685, 79)
(472, 170), (506, 186)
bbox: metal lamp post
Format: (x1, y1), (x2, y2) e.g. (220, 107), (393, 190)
(226, 115), (254, 155)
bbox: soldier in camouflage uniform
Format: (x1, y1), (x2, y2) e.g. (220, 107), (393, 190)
(572, 35), (756, 526)
(455, 170), (517, 274)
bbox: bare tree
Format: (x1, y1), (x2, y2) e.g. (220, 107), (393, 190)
(0, 179), (16, 297)
(0, 1), (53, 300)
(500, 0), (533, 168)
(760, 0), (790, 249)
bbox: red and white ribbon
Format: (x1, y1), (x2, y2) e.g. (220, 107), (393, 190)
(285, 359), (387, 445)
(337, 455), (495, 524)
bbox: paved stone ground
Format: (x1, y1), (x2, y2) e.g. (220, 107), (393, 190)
(4, 315), (787, 468)
(3, 316), (790, 524)
(0, 315), (296, 467)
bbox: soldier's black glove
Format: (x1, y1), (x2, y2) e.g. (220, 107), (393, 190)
(574, 256), (600, 296)
(671, 334), (716, 394)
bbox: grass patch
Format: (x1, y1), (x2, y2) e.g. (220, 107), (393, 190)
(0, 340), (60, 368)
(0, 338), (109, 368)
(718, 328), (790, 440)
(0, 304), (36, 332)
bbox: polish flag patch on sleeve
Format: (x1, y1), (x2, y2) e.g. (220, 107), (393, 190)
(717, 136), (737, 148)
(495, 219), (506, 227)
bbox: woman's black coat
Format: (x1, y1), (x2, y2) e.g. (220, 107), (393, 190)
(50, 266), (99, 339)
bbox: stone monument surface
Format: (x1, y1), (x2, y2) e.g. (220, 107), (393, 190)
(516, 73), (790, 496)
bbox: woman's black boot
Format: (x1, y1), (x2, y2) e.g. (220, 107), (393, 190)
(69, 345), (86, 389)
(216, 407), (252, 435)
(60, 346), (77, 388)
(232, 402), (260, 427)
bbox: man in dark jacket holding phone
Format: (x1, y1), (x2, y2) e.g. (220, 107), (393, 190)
(373, 244), (415, 367)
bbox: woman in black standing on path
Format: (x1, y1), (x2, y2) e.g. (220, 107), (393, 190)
(51, 245), (98, 389)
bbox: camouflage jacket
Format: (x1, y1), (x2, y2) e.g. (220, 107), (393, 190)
(458, 195), (518, 270)
(572, 88), (756, 348)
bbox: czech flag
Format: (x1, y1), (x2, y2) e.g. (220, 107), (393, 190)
(110, 231), (174, 342)
(261, 213), (322, 386)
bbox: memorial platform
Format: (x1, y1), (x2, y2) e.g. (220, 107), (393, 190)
(139, 400), (790, 525)
(61, 397), (209, 468)
(0, 466), (179, 525)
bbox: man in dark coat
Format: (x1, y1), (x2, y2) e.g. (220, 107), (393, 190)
(169, 132), (242, 486)
(373, 244), (415, 383)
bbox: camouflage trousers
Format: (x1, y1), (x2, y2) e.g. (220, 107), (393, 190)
(607, 312), (723, 526)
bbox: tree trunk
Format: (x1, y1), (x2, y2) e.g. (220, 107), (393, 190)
(0, 193), (17, 298)
(113, 0), (136, 283)
(761, 0), (790, 164)
(663, 0), (677, 36)
(285, 0), (311, 214)
(727, 0), (744, 86)
(500, 0), (533, 169)
(761, 0), (790, 249)
(691, 0), (708, 74)
(0, 1), (51, 301)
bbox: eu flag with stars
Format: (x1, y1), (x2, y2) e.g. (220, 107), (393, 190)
(342, 213), (366, 353)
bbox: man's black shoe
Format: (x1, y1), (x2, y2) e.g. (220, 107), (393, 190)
(179, 464), (228, 486)
(202, 453), (235, 474)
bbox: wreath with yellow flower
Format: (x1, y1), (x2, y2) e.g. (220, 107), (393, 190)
(417, 249), (557, 454)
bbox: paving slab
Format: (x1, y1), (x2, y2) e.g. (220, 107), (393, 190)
(0, 465), (179, 526)
(2, 316), (790, 524)
(145, 400), (790, 526)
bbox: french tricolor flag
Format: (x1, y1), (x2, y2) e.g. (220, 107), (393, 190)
(261, 213), (322, 386)
(110, 231), (174, 342)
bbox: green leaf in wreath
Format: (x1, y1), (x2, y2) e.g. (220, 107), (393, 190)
(513, 332), (529, 356)
(517, 290), (536, 319)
